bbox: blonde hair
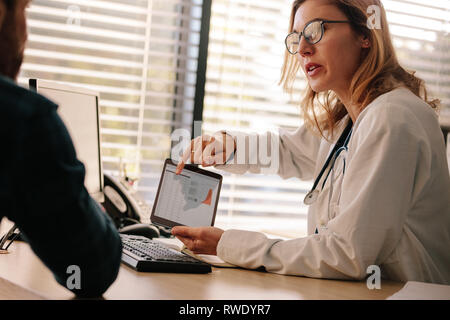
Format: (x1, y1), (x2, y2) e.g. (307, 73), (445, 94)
(280, 0), (439, 139)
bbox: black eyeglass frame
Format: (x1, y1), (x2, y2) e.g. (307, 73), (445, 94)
(0, 224), (20, 252)
(285, 19), (351, 55)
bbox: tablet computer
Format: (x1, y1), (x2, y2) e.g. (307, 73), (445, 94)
(150, 158), (222, 228)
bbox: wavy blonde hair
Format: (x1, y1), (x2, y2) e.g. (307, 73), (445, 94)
(280, 0), (439, 139)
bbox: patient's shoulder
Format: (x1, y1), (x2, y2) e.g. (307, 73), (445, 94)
(0, 76), (57, 119)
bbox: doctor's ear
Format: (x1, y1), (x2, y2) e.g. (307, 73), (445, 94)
(360, 35), (371, 49)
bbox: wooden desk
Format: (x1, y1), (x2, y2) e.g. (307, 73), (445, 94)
(0, 277), (45, 300)
(0, 241), (403, 300)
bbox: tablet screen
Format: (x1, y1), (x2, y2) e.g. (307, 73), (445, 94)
(151, 159), (222, 228)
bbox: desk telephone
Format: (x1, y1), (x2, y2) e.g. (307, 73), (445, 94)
(102, 174), (171, 238)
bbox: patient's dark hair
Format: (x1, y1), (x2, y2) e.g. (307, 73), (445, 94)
(2, 0), (15, 9)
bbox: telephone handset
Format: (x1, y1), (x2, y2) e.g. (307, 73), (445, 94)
(102, 174), (146, 228)
(102, 174), (173, 238)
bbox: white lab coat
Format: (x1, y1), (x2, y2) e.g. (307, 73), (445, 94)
(215, 87), (450, 284)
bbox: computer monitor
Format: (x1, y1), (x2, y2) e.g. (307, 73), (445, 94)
(29, 79), (104, 203)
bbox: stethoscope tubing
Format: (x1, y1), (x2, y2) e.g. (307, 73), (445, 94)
(303, 120), (353, 205)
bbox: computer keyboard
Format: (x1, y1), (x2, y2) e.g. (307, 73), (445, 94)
(120, 234), (211, 273)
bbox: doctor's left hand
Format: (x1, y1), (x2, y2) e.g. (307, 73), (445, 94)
(171, 226), (224, 255)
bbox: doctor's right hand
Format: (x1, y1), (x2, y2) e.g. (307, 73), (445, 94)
(175, 131), (235, 175)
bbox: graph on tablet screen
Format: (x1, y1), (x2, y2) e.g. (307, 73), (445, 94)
(153, 163), (220, 227)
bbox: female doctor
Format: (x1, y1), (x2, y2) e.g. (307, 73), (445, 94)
(173, 0), (450, 284)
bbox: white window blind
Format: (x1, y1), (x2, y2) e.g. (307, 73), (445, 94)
(202, 0), (450, 238)
(19, 0), (204, 223)
(383, 0), (450, 112)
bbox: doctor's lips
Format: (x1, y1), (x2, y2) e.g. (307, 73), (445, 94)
(304, 62), (323, 77)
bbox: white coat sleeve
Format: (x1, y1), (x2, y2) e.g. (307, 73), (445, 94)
(217, 103), (427, 279)
(214, 125), (321, 180)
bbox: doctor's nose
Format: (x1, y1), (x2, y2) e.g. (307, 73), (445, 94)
(298, 36), (314, 59)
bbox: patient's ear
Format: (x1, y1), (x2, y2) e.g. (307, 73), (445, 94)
(0, 1), (6, 31)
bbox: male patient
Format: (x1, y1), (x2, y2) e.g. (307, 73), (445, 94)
(0, 0), (122, 297)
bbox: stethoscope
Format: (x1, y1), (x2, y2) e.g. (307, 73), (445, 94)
(303, 120), (353, 205)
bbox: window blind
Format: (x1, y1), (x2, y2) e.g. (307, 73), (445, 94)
(202, 0), (450, 238)
(383, 0), (450, 111)
(19, 0), (204, 223)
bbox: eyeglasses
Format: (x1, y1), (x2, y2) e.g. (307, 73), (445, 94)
(0, 224), (20, 253)
(285, 19), (351, 55)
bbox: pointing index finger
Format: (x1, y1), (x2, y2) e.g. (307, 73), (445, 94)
(175, 160), (186, 175)
(175, 141), (193, 174)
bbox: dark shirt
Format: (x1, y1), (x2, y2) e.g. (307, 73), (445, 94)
(0, 75), (122, 298)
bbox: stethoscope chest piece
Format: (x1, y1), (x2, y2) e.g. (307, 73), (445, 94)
(304, 189), (319, 205)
